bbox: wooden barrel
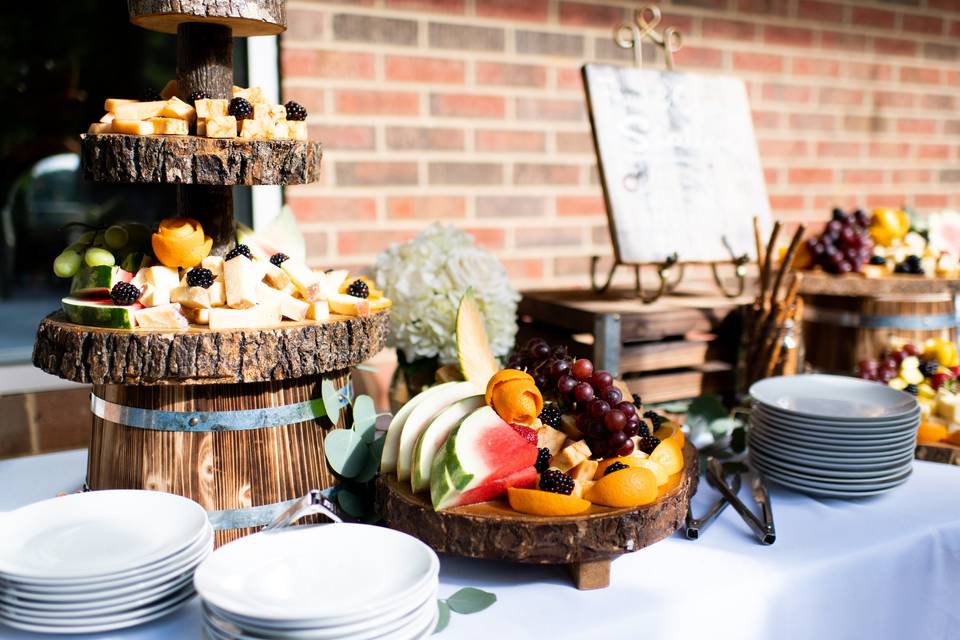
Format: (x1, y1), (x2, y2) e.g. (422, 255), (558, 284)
(87, 372), (351, 546)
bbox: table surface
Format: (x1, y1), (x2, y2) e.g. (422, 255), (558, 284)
(2, 450), (959, 640)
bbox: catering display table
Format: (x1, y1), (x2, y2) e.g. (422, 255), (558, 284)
(2, 450), (959, 640)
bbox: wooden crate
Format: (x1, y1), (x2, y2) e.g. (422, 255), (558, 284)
(518, 288), (750, 404)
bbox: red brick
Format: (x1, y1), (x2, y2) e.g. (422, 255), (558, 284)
(556, 131), (595, 154)
(702, 18), (755, 40)
(315, 51), (375, 79)
(874, 38), (917, 56)
(819, 88), (864, 106)
(514, 163), (580, 185)
(307, 125), (375, 150)
(429, 162), (503, 185)
(770, 195), (805, 211)
(733, 52), (784, 73)
(898, 118), (937, 135)
(737, 0), (791, 16)
(792, 57), (841, 77)
(916, 194), (949, 208)
(674, 46), (724, 69)
(869, 142), (911, 158)
(477, 0), (548, 21)
(852, 7), (895, 29)
(338, 230), (418, 256)
(867, 194), (906, 208)
(930, 0), (960, 10)
(333, 14), (417, 46)
(893, 170), (931, 184)
(764, 25), (814, 47)
(515, 227), (583, 248)
(953, 20), (960, 38)
(281, 87), (324, 114)
(286, 9), (325, 39)
(845, 115), (890, 133)
(281, 49), (317, 77)
(557, 195), (606, 217)
(385, 126), (464, 151)
(306, 231), (327, 258)
(848, 63), (893, 82)
(515, 97), (584, 121)
(923, 94), (957, 110)
(387, 0), (465, 13)
(673, 0), (726, 9)
(843, 169), (884, 184)
(475, 62), (546, 87)
(903, 14), (944, 35)
(797, 0), (844, 23)
(558, 1), (623, 27)
(762, 83), (812, 103)
(335, 90), (419, 115)
(900, 66), (940, 84)
(821, 32), (867, 52)
(874, 91), (914, 108)
(336, 162), (419, 187)
(385, 56), (465, 83)
(556, 68), (583, 91)
(816, 141), (861, 158)
(288, 196), (377, 222)
(752, 110), (782, 130)
(789, 113), (835, 131)
(758, 139), (809, 157)
(476, 129), (546, 152)
(463, 227), (506, 250)
(386, 196), (466, 220)
(918, 144), (950, 159)
(430, 93), (505, 118)
(476, 196), (546, 218)
(789, 168), (834, 184)
(501, 258), (544, 281)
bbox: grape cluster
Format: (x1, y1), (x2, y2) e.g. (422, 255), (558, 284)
(53, 223), (152, 278)
(805, 208), (873, 274)
(857, 343), (921, 384)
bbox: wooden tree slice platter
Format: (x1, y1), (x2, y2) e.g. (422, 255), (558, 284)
(376, 441), (699, 590)
(128, 0), (286, 37)
(81, 134), (322, 185)
(916, 442), (960, 466)
(33, 310), (389, 385)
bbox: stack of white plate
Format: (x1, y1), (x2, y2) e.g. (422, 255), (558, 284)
(748, 374), (919, 498)
(0, 490), (212, 634)
(196, 524), (440, 640)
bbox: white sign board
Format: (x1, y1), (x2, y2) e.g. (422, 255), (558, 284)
(583, 63), (772, 264)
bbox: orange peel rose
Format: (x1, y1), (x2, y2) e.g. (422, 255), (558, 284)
(151, 217), (213, 268)
(485, 369), (543, 427)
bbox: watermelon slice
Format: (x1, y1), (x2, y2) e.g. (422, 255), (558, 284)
(410, 395), (484, 494)
(70, 266), (133, 298)
(61, 297), (138, 329)
(430, 406), (538, 510)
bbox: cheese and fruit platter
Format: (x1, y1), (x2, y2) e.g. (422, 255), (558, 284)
(377, 294), (697, 590)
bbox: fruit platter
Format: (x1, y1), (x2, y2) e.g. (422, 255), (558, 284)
(376, 295), (698, 590)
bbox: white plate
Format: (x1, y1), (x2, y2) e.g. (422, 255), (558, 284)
(750, 375), (918, 420)
(746, 438), (915, 471)
(747, 429), (915, 463)
(0, 582), (195, 625)
(748, 423), (917, 454)
(2, 523), (213, 597)
(749, 448), (913, 479)
(761, 473), (911, 498)
(753, 405), (920, 435)
(750, 418), (918, 449)
(195, 524), (439, 623)
(0, 490), (208, 580)
(751, 456), (912, 489)
(756, 401), (921, 428)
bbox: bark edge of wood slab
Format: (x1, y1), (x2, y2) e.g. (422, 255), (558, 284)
(128, 0), (286, 36)
(80, 134), (322, 185)
(33, 311), (389, 385)
(376, 441), (699, 565)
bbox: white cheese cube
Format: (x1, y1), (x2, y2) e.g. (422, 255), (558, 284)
(224, 256), (259, 309)
(113, 101), (167, 120)
(99, 112), (116, 124)
(257, 283), (309, 321)
(103, 98), (137, 112)
(201, 256), (225, 280)
(239, 118), (267, 140)
(160, 97), (196, 122)
(194, 99), (228, 119)
(272, 121), (289, 140)
(206, 115), (237, 139)
(88, 122), (113, 134)
(112, 120), (155, 135)
(254, 103), (286, 122)
(305, 300), (329, 322)
(263, 262), (291, 290)
(232, 86), (266, 104)
(183, 307), (210, 325)
(208, 303), (282, 330)
(146, 266), (180, 290)
(197, 120), (206, 136)
(287, 120), (308, 141)
(148, 117), (189, 135)
(135, 303), (189, 329)
(281, 260), (322, 300)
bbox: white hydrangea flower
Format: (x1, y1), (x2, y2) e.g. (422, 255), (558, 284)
(373, 224), (520, 364)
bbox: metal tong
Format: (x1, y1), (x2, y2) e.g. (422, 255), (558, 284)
(685, 469), (741, 540)
(261, 489), (342, 533)
(706, 458), (776, 545)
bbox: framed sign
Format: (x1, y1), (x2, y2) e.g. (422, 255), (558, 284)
(583, 63), (772, 265)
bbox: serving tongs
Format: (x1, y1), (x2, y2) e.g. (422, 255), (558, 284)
(261, 489), (342, 532)
(685, 468), (741, 540)
(706, 458), (776, 545)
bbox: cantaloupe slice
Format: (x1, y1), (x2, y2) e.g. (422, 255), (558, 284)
(456, 289), (500, 389)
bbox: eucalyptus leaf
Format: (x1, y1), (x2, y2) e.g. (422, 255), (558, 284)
(445, 587), (496, 614)
(656, 400), (691, 414)
(354, 445), (380, 483)
(708, 417), (741, 437)
(370, 434), (387, 465)
(731, 425), (747, 453)
(324, 429), (370, 478)
(336, 489), (366, 517)
(321, 379), (343, 424)
(434, 601), (450, 634)
(353, 395), (377, 444)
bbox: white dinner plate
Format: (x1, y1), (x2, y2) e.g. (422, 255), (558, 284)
(0, 490), (208, 580)
(749, 448), (914, 480)
(0, 583), (195, 625)
(750, 375), (918, 421)
(747, 430), (915, 463)
(750, 419), (918, 449)
(746, 438), (915, 472)
(751, 456), (912, 489)
(195, 524), (439, 623)
(761, 473), (911, 498)
(748, 423), (917, 454)
(753, 405), (920, 435)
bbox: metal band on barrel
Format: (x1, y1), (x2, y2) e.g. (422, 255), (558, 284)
(89, 381), (352, 432)
(206, 496), (306, 531)
(803, 307), (958, 331)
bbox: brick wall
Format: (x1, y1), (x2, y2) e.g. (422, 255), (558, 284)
(281, 0), (960, 289)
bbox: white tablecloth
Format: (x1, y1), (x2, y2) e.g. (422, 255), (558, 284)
(1, 450), (959, 640)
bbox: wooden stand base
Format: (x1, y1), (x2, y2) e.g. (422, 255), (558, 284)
(568, 559), (611, 590)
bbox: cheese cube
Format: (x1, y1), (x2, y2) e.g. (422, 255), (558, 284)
(263, 262), (291, 290)
(112, 120), (155, 135)
(201, 256), (225, 280)
(160, 97), (196, 122)
(537, 425), (567, 457)
(140, 282), (170, 307)
(172, 282), (225, 309)
(550, 440), (591, 473)
(272, 121), (289, 140)
(224, 256), (259, 309)
(287, 120), (308, 141)
(183, 307), (210, 325)
(148, 117), (189, 135)
(130, 268), (149, 291)
(281, 260), (322, 300)
(88, 122), (113, 134)
(369, 298), (391, 312)
(208, 281), (226, 306)
(254, 103), (286, 122)
(569, 459), (599, 496)
(232, 86), (266, 104)
(135, 303), (189, 330)
(206, 115), (237, 139)
(113, 101), (167, 120)
(328, 293), (370, 317)
(239, 118), (267, 140)
(209, 303), (282, 330)
(257, 283), (309, 321)
(936, 393), (960, 423)
(159, 80), (178, 100)
(305, 300), (329, 322)
(319, 270), (349, 299)
(104, 98), (137, 112)
(194, 99), (229, 119)
(99, 112), (116, 124)
(146, 266), (180, 290)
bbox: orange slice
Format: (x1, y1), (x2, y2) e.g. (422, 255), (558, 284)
(584, 467), (658, 508)
(917, 421), (948, 444)
(649, 439), (684, 476)
(593, 454), (648, 480)
(632, 458), (669, 486)
(654, 421), (685, 448)
(507, 488), (591, 516)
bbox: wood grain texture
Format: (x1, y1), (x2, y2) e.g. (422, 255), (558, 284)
(128, 0), (286, 36)
(33, 311), (390, 385)
(88, 372), (348, 546)
(178, 185), (235, 256)
(80, 134), (323, 186)
(177, 22), (232, 100)
(376, 441), (698, 565)
(915, 443), (960, 466)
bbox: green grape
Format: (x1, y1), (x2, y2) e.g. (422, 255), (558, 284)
(84, 247), (116, 268)
(104, 225), (129, 249)
(92, 231), (106, 248)
(77, 230), (96, 245)
(53, 250), (82, 278)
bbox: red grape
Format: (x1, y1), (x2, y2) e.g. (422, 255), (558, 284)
(571, 358), (594, 381)
(888, 350), (905, 366)
(600, 387), (622, 405)
(550, 359), (570, 379)
(623, 418), (640, 437)
(617, 440), (635, 457)
(557, 375), (576, 395)
(590, 370), (613, 390)
(552, 345), (568, 359)
(574, 382), (595, 403)
(607, 430), (628, 449)
(903, 343), (920, 357)
(576, 413), (592, 434)
(588, 399), (610, 418)
(878, 366), (897, 382)
(931, 373), (951, 390)
(526, 338), (547, 352)
(604, 410), (626, 432)
(586, 421), (606, 440)
(616, 401), (637, 418)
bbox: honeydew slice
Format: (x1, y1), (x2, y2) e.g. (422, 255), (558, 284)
(410, 395), (484, 494)
(396, 381), (478, 483)
(381, 381), (468, 474)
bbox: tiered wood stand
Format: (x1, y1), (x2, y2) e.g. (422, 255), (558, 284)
(32, 1), (388, 545)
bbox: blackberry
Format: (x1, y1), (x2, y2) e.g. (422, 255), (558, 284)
(225, 244), (252, 261)
(831, 207), (846, 222)
(534, 448), (551, 474)
(637, 420), (650, 438)
(637, 434), (661, 455)
(346, 279), (369, 299)
(538, 469), (575, 495)
(869, 255), (887, 266)
(604, 461), (629, 475)
(285, 100), (307, 121)
(186, 267), (214, 289)
(270, 253), (289, 268)
(188, 90), (209, 105)
(894, 262), (910, 274)
(920, 359), (940, 378)
(140, 87), (163, 101)
(110, 282), (141, 306)
(644, 410), (665, 430)
(228, 97), (254, 120)
(632, 393), (643, 408)
(905, 383), (919, 396)
(538, 405), (562, 429)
